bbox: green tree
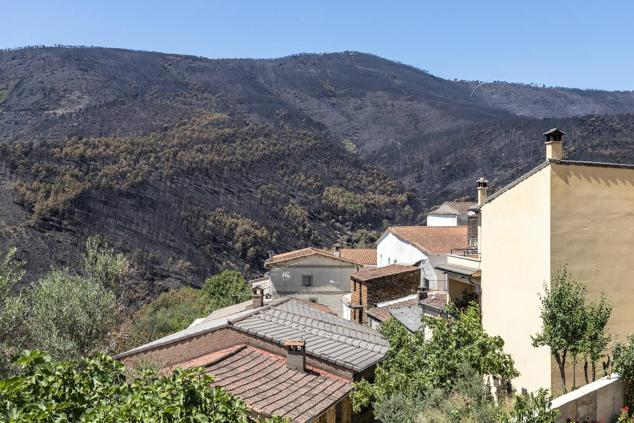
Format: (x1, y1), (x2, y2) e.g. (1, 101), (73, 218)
(533, 267), (613, 393)
(127, 287), (210, 347)
(0, 247), (28, 375)
(0, 350), (285, 422)
(27, 269), (120, 360)
(203, 270), (250, 309)
(351, 303), (518, 416)
(532, 267), (589, 393)
(0, 241), (129, 370)
(583, 294), (612, 383)
(614, 334), (634, 404)
(501, 389), (559, 423)
(82, 235), (130, 296)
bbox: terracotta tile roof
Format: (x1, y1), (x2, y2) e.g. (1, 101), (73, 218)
(388, 226), (468, 254)
(338, 248), (377, 266)
(350, 264), (419, 282)
(202, 345), (352, 422)
(365, 293), (448, 323)
(265, 247), (362, 267)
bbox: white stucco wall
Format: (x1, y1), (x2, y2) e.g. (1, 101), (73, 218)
(376, 232), (445, 290)
(377, 232), (426, 267)
(427, 214), (458, 227)
(268, 255), (359, 315)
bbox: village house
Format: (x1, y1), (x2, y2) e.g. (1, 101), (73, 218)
(263, 247), (371, 314)
(426, 200), (474, 227)
(376, 225), (468, 291)
(468, 128), (634, 395)
(344, 264), (420, 324)
(116, 288), (388, 423)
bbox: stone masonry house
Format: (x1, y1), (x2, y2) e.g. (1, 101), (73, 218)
(346, 264), (420, 324)
(116, 293), (388, 422)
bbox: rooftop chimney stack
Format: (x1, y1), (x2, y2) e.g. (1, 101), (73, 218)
(418, 280), (429, 304)
(477, 177), (489, 206)
(252, 286), (264, 309)
(283, 339), (306, 372)
(333, 246), (341, 258)
(544, 128), (565, 160)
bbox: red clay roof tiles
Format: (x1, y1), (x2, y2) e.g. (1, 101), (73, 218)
(203, 346), (352, 422)
(388, 226), (468, 254)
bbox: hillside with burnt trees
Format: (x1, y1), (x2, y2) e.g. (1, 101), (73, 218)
(2, 46), (634, 303)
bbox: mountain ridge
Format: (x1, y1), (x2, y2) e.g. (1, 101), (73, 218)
(2, 46), (634, 305)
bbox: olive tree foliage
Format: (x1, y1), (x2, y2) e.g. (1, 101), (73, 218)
(532, 266), (613, 393)
(0, 351), (287, 422)
(0, 237), (130, 375)
(27, 270), (120, 360)
(82, 235), (130, 296)
(0, 247), (28, 374)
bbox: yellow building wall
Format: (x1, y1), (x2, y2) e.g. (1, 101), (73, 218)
(448, 278), (475, 302)
(549, 162), (634, 391)
(480, 165), (553, 393)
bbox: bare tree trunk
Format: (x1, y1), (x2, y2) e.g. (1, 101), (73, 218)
(555, 352), (568, 394)
(592, 361), (597, 382)
(572, 355), (577, 390)
(584, 360), (589, 385)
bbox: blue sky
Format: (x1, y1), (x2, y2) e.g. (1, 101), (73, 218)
(3, 0), (634, 90)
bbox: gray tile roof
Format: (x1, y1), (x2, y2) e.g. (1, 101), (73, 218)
(115, 298), (288, 359)
(435, 263), (480, 277)
(230, 299), (389, 372)
(390, 306), (423, 332)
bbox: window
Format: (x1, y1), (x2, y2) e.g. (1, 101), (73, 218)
(302, 275), (313, 287)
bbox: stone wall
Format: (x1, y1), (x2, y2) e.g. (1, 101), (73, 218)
(351, 268), (420, 323)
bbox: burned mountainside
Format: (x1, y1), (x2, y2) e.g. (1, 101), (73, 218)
(2, 46), (634, 304)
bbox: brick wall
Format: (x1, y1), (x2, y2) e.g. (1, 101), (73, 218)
(119, 326), (355, 380)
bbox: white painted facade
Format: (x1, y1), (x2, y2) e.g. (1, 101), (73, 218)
(268, 255), (360, 315)
(427, 214), (458, 227)
(376, 232), (446, 290)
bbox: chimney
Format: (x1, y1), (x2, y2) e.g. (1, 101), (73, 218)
(418, 281), (429, 304)
(252, 286), (264, 309)
(333, 246), (341, 257)
(544, 128), (565, 160)
(283, 339), (306, 372)
(476, 177), (489, 206)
